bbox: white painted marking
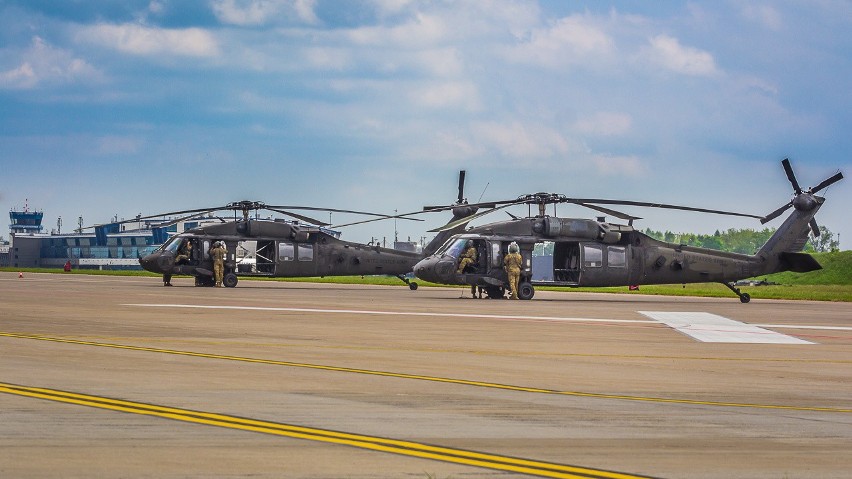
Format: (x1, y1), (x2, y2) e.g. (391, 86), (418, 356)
(754, 324), (852, 332)
(639, 311), (814, 344)
(122, 304), (656, 325)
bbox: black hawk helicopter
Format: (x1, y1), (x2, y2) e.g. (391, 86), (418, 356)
(412, 159), (843, 302)
(131, 174), (480, 288)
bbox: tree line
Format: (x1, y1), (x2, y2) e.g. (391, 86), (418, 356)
(642, 226), (840, 253)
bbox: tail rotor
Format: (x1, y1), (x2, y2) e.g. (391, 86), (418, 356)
(760, 158), (844, 237)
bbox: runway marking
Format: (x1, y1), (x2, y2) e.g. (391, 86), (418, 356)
(122, 303), (659, 325)
(0, 382), (655, 479)
(3, 332), (849, 413)
(639, 312), (813, 344)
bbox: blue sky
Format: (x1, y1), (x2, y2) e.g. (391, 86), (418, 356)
(1, 1), (850, 249)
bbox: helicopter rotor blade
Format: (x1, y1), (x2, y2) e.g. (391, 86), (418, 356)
(782, 158), (802, 195)
(559, 198), (763, 219)
(331, 210), (427, 228)
(264, 207), (330, 226)
(760, 201), (793, 224)
(810, 171), (844, 194)
(457, 170), (466, 204)
(428, 202), (522, 232)
(576, 203), (642, 222)
(809, 218), (821, 237)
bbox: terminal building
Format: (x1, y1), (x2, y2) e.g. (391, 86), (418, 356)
(4, 206), (176, 270)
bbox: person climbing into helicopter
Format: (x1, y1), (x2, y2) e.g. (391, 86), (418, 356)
(503, 241), (522, 300)
(209, 240), (227, 287)
(456, 240), (478, 274)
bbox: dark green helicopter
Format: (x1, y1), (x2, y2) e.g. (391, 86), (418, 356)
(412, 159), (843, 302)
(135, 173), (480, 288)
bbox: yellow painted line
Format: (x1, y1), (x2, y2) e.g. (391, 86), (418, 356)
(0, 382), (655, 479)
(2, 331), (850, 413)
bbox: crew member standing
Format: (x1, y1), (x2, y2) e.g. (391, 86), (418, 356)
(210, 241), (227, 287)
(503, 242), (522, 300)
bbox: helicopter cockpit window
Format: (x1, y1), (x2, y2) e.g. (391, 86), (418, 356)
(439, 238), (469, 259)
(162, 237), (183, 253)
(278, 242), (294, 261)
(583, 244), (603, 268)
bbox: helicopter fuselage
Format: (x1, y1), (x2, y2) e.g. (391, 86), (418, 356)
(139, 219), (421, 287)
(413, 216), (804, 300)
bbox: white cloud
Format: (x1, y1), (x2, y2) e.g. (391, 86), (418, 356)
(0, 62), (36, 89)
(77, 23), (219, 57)
(645, 34), (718, 76)
(472, 121), (571, 160)
(409, 81), (480, 110)
(507, 14), (614, 68)
(740, 5), (783, 30)
(591, 154), (645, 176)
(0, 37), (102, 90)
(211, 0), (318, 26)
(348, 12), (448, 48)
(574, 112), (633, 137)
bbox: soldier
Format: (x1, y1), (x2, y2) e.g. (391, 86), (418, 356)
(503, 242), (522, 300)
(456, 240), (477, 274)
(174, 241), (192, 265)
(209, 241), (227, 287)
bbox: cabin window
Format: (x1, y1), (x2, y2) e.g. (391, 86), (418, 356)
(608, 246), (626, 268)
(491, 242), (502, 268)
(278, 242), (294, 261)
(583, 244), (603, 268)
(298, 243), (314, 261)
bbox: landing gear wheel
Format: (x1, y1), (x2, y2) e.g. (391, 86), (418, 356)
(518, 282), (535, 300)
(740, 293), (751, 304)
(485, 286), (505, 299)
(409, 282), (418, 291)
(223, 273), (238, 288)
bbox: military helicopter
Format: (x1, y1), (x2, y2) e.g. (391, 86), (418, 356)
(131, 174), (480, 288)
(412, 159), (843, 302)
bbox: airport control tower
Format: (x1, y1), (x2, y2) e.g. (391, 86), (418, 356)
(9, 201), (44, 235)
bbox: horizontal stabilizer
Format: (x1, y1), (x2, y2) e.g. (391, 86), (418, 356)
(779, 252), (822, 273)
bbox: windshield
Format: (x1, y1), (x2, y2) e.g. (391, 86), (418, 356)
(161, 237), (183, 253)
(436, 238), (469, 259)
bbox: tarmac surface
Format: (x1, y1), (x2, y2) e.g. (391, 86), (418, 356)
(1, 271), (851, 478)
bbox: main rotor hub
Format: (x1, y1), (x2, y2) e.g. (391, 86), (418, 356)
(792, 193), (818, 212)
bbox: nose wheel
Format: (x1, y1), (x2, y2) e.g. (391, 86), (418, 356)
(396, 274), (418, 290)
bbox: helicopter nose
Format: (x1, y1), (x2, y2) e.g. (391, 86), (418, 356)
(139, 253), (158, 273)
(413, 257), (437, 282)
(139, 252), (173, 274)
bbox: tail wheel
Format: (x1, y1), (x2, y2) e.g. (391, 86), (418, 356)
(518, 281), (535, 300)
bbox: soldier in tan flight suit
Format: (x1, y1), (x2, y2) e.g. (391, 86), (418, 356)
(209, 241), (227, 287)
(503, 242), (522, 300)
(456, 241), (478, 273)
